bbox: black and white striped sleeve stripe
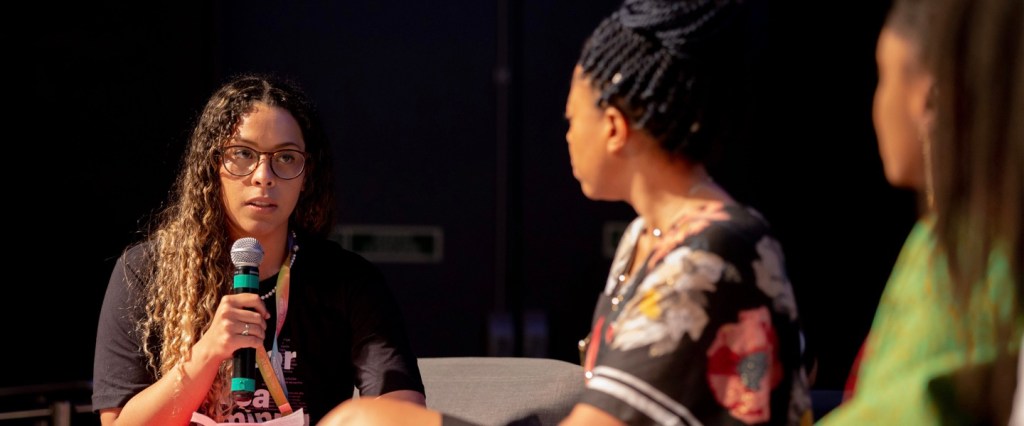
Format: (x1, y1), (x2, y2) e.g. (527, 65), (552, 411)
(588, 366), (703, 426)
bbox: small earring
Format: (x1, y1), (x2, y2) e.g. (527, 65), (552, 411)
(921, 131), (935, 209)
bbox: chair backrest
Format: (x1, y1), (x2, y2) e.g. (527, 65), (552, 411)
(417, 356), (584, 426)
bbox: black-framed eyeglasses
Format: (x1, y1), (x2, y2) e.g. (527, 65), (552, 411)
(218, 145), (308, 180)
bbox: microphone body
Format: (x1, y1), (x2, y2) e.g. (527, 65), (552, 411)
(230, 237), (264, 403)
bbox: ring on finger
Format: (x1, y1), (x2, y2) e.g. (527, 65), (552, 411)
(242, 323), (250, 337)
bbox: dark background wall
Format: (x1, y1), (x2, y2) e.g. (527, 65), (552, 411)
(9, 0), (914, 405)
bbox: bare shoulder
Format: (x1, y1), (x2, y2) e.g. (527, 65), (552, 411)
(318, 398), (440, 426)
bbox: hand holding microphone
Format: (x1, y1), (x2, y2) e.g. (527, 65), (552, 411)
(229, 237), (265, 403)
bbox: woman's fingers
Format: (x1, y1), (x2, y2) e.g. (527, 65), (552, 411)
(209, 294), (271, 351)
(220, 293), (272, 319)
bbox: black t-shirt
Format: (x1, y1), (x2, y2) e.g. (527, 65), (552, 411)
(92, 235), (424, 424)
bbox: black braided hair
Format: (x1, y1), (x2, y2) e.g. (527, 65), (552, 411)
(578, 0), (745, 162)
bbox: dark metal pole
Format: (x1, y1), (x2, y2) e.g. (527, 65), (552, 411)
(490, 0), (524, 357)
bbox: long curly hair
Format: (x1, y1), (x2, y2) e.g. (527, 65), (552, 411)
(131, 73), (335, 419)
(576, 0), (747, 163)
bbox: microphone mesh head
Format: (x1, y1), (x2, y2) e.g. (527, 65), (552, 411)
(230, 237), (264, 267)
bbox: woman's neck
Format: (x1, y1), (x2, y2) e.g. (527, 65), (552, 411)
(630, 164), (720, 232)
(253, 231), (289, 280)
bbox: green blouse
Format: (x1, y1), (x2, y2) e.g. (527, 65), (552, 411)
(818, 216), (1021, 424)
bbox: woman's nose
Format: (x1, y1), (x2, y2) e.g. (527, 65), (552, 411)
(249, 154), (276, 186)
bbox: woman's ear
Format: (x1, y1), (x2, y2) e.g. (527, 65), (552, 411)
(909, 74), (936, 132)
(604, 105), (631, 155)
(922, 83), (937, 132)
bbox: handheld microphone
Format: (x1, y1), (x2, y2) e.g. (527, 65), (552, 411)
(230, 237), (264, 403)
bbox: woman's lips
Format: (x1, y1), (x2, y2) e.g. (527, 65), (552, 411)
(246, 198), (277, 211)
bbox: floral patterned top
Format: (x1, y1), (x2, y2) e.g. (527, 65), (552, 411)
(580, 202), (812, 425)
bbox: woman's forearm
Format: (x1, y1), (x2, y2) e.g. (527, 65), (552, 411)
(106, 341), (224, 426)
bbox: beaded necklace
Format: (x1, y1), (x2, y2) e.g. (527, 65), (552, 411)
(259, 232), (298, 300)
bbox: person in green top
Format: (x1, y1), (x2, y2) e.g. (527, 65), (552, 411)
(819, 0), (1023, 423)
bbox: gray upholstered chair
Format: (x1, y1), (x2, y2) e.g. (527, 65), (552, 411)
(417, 357), (584, 426)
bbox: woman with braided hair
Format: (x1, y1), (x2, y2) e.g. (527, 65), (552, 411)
(559, 0), (812, 424)
(321, 0), (812, 424)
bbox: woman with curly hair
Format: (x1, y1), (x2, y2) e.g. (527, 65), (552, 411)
(92, 73), (425, 425)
